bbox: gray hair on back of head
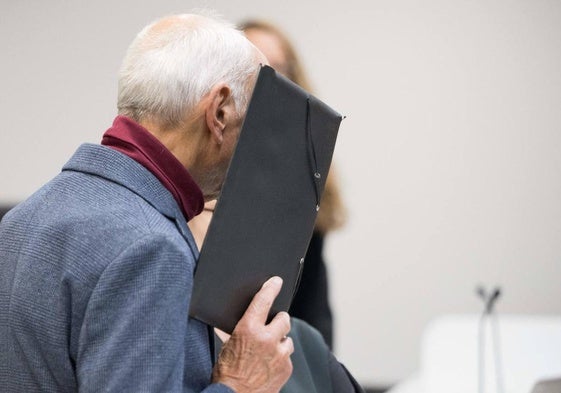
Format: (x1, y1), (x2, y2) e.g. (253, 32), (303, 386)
(117, 13), (259, 128)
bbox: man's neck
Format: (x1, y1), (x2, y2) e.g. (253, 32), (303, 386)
(139, 117), (204, 174)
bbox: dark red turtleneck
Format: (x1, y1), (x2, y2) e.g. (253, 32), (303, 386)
(101, 115), (204, 221)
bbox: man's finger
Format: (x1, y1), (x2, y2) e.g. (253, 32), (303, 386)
(279, 336), (295, 357)
(267, 311), (291, 338)
(240, 276), (283, 326)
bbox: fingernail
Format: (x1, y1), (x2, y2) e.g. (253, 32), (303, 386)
(267, 276), (283, 287)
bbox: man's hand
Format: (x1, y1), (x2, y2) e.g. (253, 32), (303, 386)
(212, 276), (294, 393)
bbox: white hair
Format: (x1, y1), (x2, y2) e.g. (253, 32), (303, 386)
(117, 13), (259, 127)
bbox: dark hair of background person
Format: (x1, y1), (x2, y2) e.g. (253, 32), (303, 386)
(240, 19), (347, 349)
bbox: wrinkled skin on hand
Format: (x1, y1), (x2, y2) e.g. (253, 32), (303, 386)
(212, 277), (294, 393)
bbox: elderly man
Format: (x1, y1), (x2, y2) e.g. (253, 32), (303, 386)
(0, 14), (293, 393)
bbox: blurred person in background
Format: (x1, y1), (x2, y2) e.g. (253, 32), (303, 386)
(240, 19), (347, 349)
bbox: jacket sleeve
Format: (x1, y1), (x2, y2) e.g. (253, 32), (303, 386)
(328, 353), (366, 393)
(75, 233), (233, 393)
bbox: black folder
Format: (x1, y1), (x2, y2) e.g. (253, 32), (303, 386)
(189, 65), (343, 333)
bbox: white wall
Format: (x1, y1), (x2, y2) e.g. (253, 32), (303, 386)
(2, 0), (561, 387)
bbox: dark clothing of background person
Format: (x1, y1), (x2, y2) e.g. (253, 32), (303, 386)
(0, 207), (10, 221)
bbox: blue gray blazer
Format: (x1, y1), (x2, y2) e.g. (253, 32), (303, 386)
(0, 144), (232, 393)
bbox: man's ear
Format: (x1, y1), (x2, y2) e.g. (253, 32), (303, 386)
(205, 83), (233, 145)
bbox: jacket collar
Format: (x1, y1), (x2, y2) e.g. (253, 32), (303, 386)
(62, 143), (199, 256)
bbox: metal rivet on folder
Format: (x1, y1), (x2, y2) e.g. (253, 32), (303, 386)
(316, 204), (320, 212)
(300, 258), (305, 264)
(314, 172), (321, 179)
